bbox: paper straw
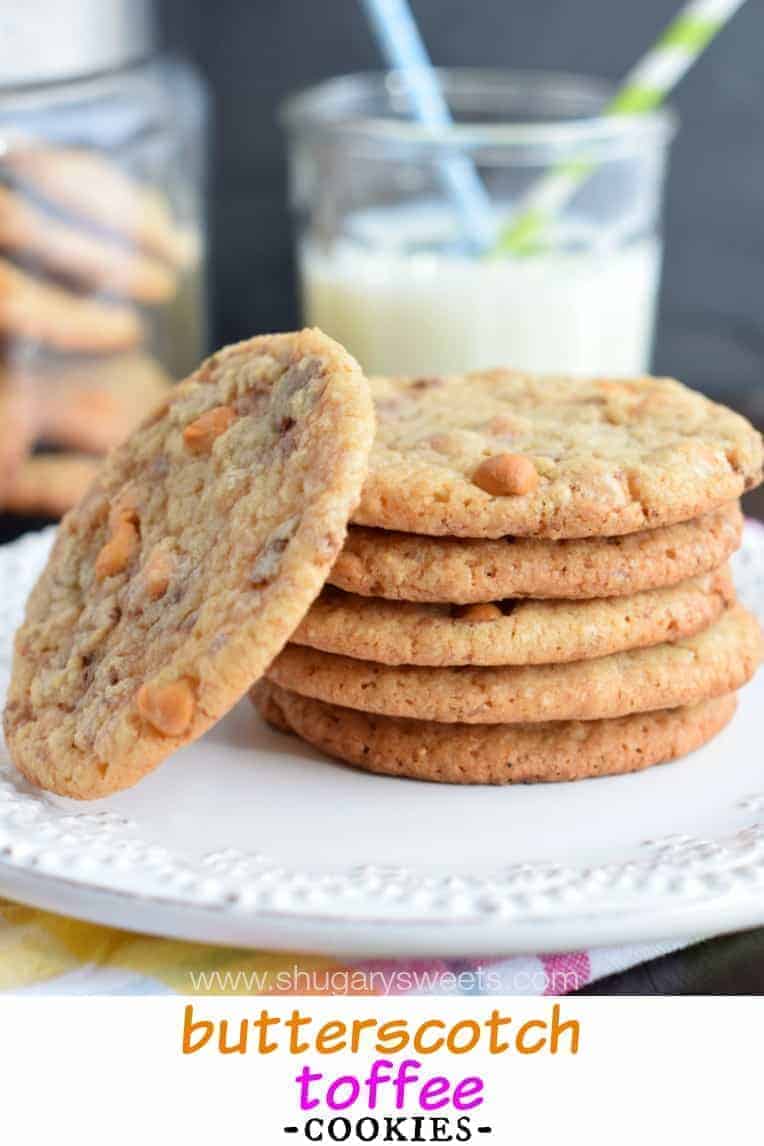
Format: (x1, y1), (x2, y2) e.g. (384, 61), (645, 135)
(495, 0), (748, 255)
(360, 0), (495, 249)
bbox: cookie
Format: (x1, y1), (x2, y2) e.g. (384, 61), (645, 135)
(4, 453), (100, 518)
(353, 372), (763, 538)
(5, 146), (196, 267)
(267, 604), (761, 723)
(331, 504), (743, 603)
(292, 568), (735, 666)
(3, 328), (374, 798)
(30, 354), (172, 453)
(0, 258), (142, 352)
(0, 186), (176, 304)
(254, 681), (737, 784)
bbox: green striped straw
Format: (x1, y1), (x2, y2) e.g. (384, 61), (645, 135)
(495, 0), (748, 256)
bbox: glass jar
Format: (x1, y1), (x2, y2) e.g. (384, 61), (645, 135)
(0, 0), (208, 520)
(282, 70), (676, 378)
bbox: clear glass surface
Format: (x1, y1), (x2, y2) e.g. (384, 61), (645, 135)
(283, 70), (676, 377)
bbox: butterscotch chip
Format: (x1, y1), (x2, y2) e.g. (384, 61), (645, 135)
(136, 679), (195, 737)
(94, 517), (139, 580)
(183, 405), (236, 453)
(353, 372), (763, 538)
(294, 568), (735, 666)
(253, 681), (737, 785)
(270, 605), (762, 723)
(454, 603), (504, 622)
(3, 328), (374, 798)
(330, 505), (744, 603)
(472, 453), (539, 496)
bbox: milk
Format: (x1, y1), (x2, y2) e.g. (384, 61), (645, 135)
(299, 205), (661, 377)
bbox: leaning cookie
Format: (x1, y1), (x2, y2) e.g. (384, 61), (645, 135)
(3, 328), (374, 798)
(330, 504), (743, 602)
(354, 372), (763, 538)
(293, 568), (735, 666)
(254, 681), (737, 784)
(268, 605), (762, 723)
(0, 186), (177, 304)
(0, 257), (142, 352)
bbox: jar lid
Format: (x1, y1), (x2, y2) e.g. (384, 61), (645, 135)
(0, 0), (155, 87)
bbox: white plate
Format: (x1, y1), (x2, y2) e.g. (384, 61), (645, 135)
(0, 525), (763, 957)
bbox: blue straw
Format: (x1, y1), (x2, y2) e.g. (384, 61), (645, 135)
(360, 0), (495, 250)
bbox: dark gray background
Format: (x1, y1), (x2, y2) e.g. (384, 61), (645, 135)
(160, 0), (764, 424)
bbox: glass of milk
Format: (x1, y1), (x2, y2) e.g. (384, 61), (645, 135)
(282, 71), (676, 376)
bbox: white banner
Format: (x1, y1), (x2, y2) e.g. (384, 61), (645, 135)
(0, 996), (758, 1144)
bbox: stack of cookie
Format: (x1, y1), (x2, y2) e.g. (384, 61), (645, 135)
(4, 333), (761, 800)
(256, 369), (764, 783)
(0, 144), (199, 518)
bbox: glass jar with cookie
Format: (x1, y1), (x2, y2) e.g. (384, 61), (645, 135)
(0, 0), (208, 523)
